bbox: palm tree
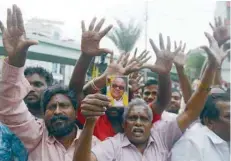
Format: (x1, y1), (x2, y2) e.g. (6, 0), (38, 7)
(185, 49), (206, 82)
(107, 19), (142, 52)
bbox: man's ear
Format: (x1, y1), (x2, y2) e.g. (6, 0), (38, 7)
(203, 117), (215, 130)
(122, 121), (125, 129)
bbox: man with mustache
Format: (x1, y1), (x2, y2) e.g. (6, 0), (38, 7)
(24, 67), (53, 118)
(73, 29), (224, 161)
(74, 32), (178, 140)
(0, 5), (112, 160)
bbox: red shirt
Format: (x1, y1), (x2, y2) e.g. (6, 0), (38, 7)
(77, 104), (161, 141)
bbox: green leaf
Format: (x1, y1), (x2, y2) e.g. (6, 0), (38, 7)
(107, 19), (143, 52)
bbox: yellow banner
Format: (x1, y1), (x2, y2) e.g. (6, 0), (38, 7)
(92, 64), (99, 78)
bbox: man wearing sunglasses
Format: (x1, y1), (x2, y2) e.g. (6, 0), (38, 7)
(108, 77), (128, 107)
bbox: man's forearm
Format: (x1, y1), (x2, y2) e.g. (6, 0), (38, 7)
(213, 67), (222, 86)
(69, 54), (93, 94)
(73, 119), (96, 161)
(0, 59), (43, 152)
(199, 59), (207, 79)
(187, 61), (216, 117)
(200, 59), (222, 86)
(154, 74), (171, 114)
(83, 73), (107, 95)
(178, 61), (217, 130)
(175, 65), (192, 103)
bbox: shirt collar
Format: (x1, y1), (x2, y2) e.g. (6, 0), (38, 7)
(114, 97), (123, 102)
(203, 126), (226, 145)
(46, 126), (81, 144)
(121, 134), (154, 148)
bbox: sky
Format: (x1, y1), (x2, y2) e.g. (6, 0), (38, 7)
(0, 0), (217, 62)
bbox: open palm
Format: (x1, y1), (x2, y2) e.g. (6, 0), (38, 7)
(81, 18), (113, 56)
(174, 42), (186, 67)
(201, 32), (225, 66)
(104, 51), (149, 76)
(104, 53), (126, 75)
(209, 17), (230, 46)
(0, 5), (38, 67)
(142, 33), (182, 74)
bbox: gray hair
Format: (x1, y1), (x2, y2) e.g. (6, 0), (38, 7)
(123, 98), (153, 122)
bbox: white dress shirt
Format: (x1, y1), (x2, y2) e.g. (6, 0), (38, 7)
(113, 98), (124, 106)
(161, 111), (177, 121)
(169, 122), (230, 161)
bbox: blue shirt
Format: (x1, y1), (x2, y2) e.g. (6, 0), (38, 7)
(0, 122), (28, 161)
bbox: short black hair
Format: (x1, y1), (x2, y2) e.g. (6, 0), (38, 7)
(172, 88), (181, 96)
(200, 93), (230, 124)
(24, 67), (54, 86)
(142, 79), (158, 92)
(40, 84), (78, 113)
(144, 79), (158, 87)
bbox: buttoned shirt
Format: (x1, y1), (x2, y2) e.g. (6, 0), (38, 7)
(161, 111), (177, 121)
(113, 98), (124, 107)
(92, 119), (182, 161)
(169, 122), (230, 161)
(0, 59), (99, 161)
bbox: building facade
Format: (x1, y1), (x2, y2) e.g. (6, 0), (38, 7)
(0, 18), (114, 85)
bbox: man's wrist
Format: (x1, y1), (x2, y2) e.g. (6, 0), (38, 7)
(8, 57), (26, 68)
(218, 37), (230, 47)
(217, 66), (222, 70)
(85, 117), (98, 126)
(198, 82), (211, 92)
(80, 52), (94, 59)
(158, 73), (170, 79)
(175, 64), (184, 69)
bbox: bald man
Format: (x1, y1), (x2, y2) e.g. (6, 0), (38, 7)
(108, 77), (128, 107)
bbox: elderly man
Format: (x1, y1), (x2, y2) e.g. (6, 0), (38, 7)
(73, 33), (178, 140)
(73, 29), (223, 160)
(108, 77), (128, 107)
(0, 5), (112, 161)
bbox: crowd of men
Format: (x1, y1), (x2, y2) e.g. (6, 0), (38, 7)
(0, 4), (230, 161)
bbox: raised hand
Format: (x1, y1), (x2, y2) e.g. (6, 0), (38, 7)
(129, 73), (144, 92)
(174, 41), (186, 67)
(81, 94), (111, 120)
(124, 48), (151, 74)
(103, 52), (127, 76)
(209, 17), (230, 46)
(81, 18), (113, 56)
(104, 51), (148, 76)
(142, 33), (181, 74)
(0, 5), (38, 67)
(201, 32), (226, 66)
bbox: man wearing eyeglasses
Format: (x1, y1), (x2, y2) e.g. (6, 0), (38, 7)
(108, 77), (128, 107)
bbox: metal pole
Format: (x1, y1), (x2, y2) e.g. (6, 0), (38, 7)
(144, 1), (148, 50)
(143, 1), (149, 82)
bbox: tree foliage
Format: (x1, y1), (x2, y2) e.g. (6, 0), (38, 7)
(107, 19), (142, 52)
